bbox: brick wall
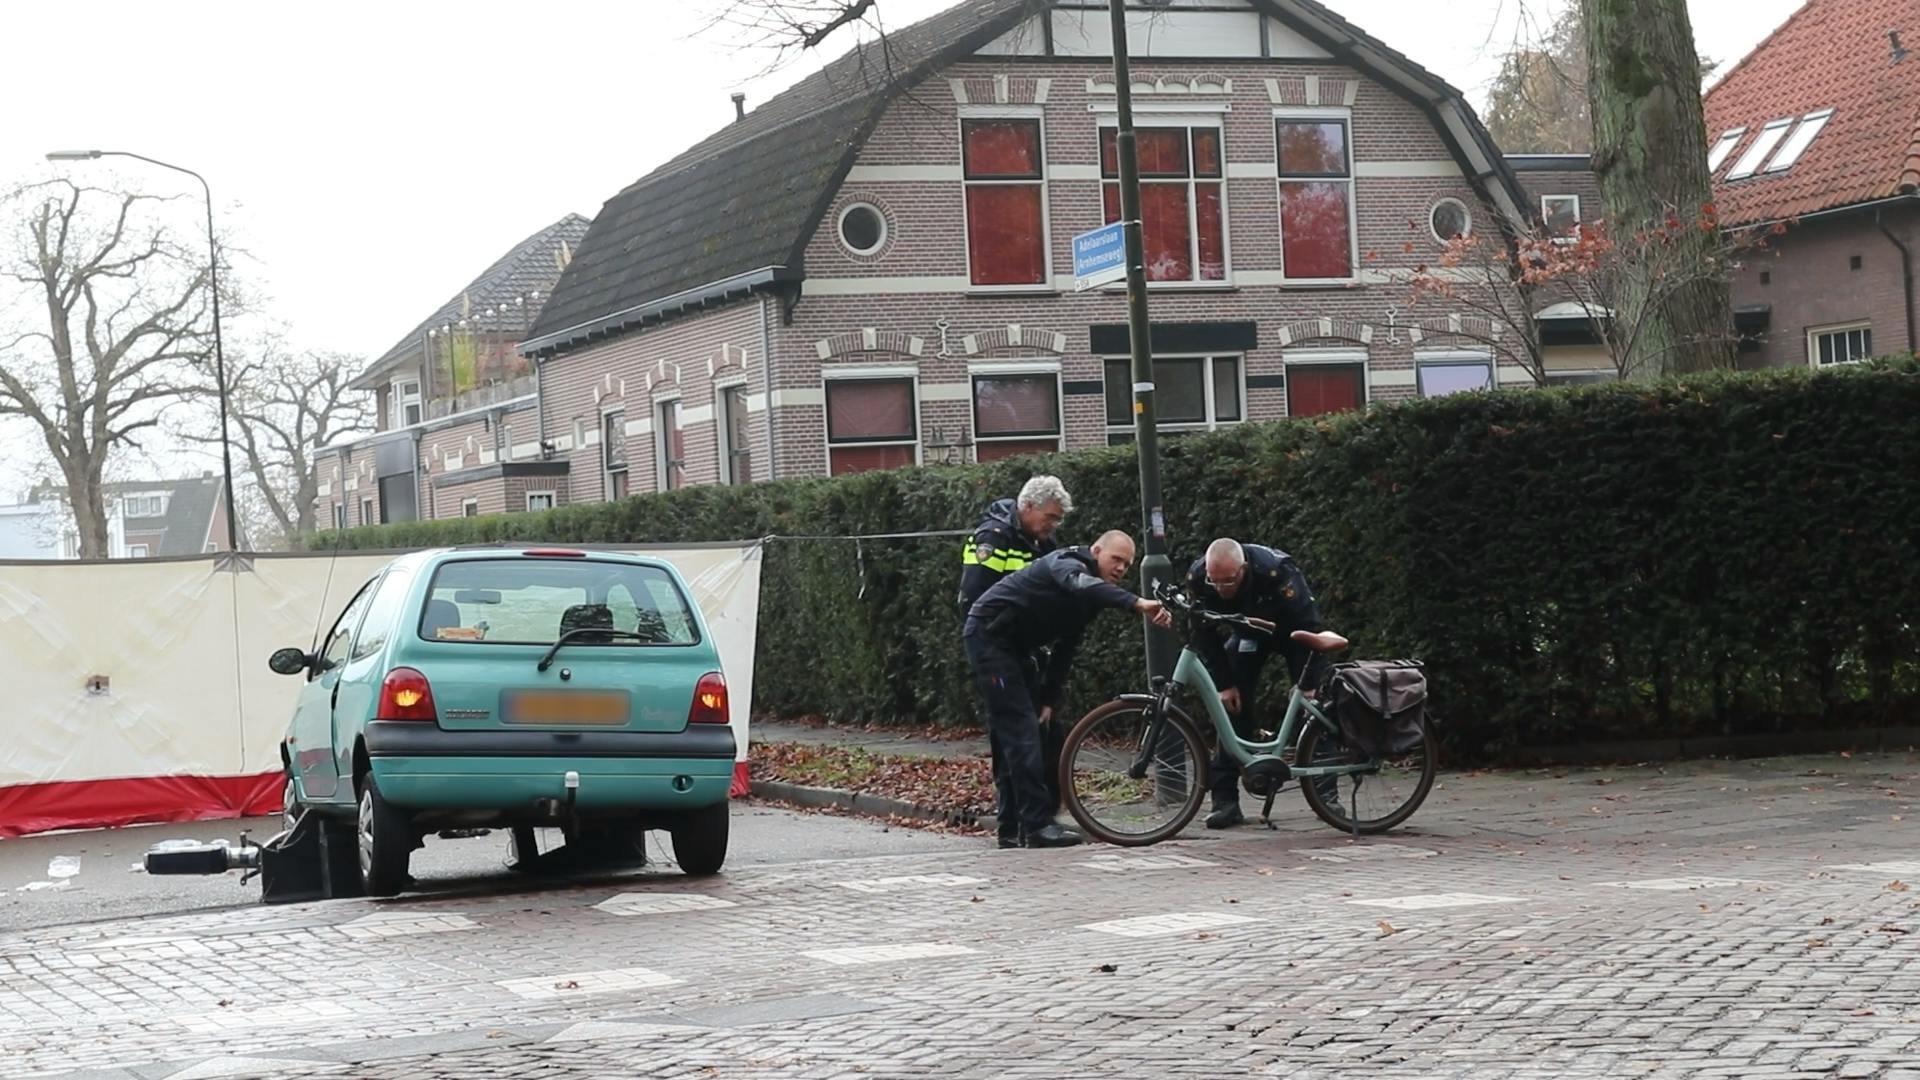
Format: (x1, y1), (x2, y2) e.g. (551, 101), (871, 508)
(1732, 203), (1920, 369)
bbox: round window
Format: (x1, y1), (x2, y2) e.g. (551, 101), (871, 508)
(1430, 198), (1471, 243)
(838, 203), (887, 256)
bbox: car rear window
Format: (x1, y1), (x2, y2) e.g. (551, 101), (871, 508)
(418, 558), (699, 646)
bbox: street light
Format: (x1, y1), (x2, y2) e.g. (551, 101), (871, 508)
(45, 149), (240, 553)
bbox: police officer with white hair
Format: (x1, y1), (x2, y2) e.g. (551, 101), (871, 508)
(959, 475), (1073, 846)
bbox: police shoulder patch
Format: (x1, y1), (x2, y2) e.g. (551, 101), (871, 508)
(976, 542), (996, 562)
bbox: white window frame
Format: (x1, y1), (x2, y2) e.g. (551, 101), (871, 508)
(822, 367), (923, 472)
(360, 498), (375, 526)
(969, 363), (1065, 457)
(1706, 128), (1747, 174)
(123, 494), (167, 517)
(1282, 346), (1371, 415)
(1542, 195), (1581, 241)
(461, 499), (479, 518)
(1415, 348), (1496, 398)
(958, 106), (1054, 293)
(654, 397), (684, 492)
(1097, 117), (1233, 287)
(393, 379), (423, 428)
(1429, 197), (1472, 244)
(1764, 109), (1835, 174)
(715, 381), (752, 486)
(1274, 108), (1358, 285)
(1727, 118), (1794, 180)
(601, 404), (628, 498)
(1103, 353), (1244, 442)
(332, 504), (346, 531)
(128, 543), (149, 559)
(524, 491), (556, 512)
(837, 202), (888, 257)
(1807, 321), (1872, 367)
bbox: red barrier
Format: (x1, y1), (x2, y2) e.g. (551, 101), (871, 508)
(0, 772), (282, 839)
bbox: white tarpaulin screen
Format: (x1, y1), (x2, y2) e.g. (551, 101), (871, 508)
(0, 543), (764, 837)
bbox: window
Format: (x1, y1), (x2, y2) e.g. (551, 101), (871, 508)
(462, 499), (479, 518)
(128, 544), (150, 559)
(1542, 195), (1581, 237)
(1727, 118), (1793, 180)
(1284, 351), (1366, 417)
(332, 503), (346, 531)
(395, 380), (422, 427)
(603, 409), (628, 499)
(838, 203), (887, 256)
(525, 491), (556, 512)
(655, 400), (684, 491)
(360, 498), (374, 526)
(1809, 323), (1872, 366)
(825, 377), (917, 474)
(1706, 128), (1746, 173)
(318, 580), (376, 674)
(1103, 356), (1240, 443)
(1430, 198), (1471, 243)
(962, 118), (1048, 287)
(972, 372), (1062, 461)
(1417, 352), (1495, 398)
(1545, 371), (1616, 387)
(60, 534), (79, 560)
(1100, 125), (1226, 282)
(420, 558), (699, 647)
(123, 495), (166, 517)
(350, 566), (415, 662)
(1276, 117), (1355, 280)
(719, 385), (752, 485)
(1765, 109), (1834, 173)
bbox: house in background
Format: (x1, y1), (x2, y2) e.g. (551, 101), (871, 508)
(4, 475), (238, 559)
(508, 0), (1535, 509)
(315, 214), (591, 529)
(1705, 0), (1920, 369)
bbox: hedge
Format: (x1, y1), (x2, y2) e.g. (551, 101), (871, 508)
(316, 360), (1920, 759)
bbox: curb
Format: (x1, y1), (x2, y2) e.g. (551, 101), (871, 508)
(748, 778), (995, 832)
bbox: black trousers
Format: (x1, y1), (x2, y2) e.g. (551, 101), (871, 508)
(1210, 633), (1272, 804)
(965, 631), (1055, 834)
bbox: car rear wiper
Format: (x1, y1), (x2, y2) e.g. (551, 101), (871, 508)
(537, 628), (648, 672)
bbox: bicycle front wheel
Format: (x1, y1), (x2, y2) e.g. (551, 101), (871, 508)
(1060, 698), (1209, 847)
(1297, 716), (1438, 835)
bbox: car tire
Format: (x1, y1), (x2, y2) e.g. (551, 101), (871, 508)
(357, 774), (412, 898)
(281, 770), (302, 834)
(670, 801), (729, 876)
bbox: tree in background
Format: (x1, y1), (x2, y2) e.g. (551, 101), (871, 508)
(0, 180), (212, 557)
(1484, 4), (1590, 154)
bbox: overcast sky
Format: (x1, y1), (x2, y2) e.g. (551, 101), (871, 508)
(0, 0), (1803, 496)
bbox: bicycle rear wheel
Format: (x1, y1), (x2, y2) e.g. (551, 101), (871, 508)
(1297, 716), (1437, 835)
(1060, 698), (1208, 847)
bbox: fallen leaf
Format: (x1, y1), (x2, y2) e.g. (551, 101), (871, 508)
(1225, 897), (1240, 904)
(217, 999), (232, 1008)
(1820, 917), (1835, 926)
(487, 1030), (508, 1039)
(1255, 867), (1275, 876)
(1698, 904), (1710, 913)
(1378, 921), (1399, 937)
(1196, 932), (1219, 941)
(1889, 881), (1911, 893)
(1854, 1008), (1876, 1017)
(970, 895), (984, 903)
(1094, 963), (1118, 973)
(555, 980), (581, 990)
(1840, 751), (1853, 759)
(1878, 925), (1910, 935)
(1807, 938), (1828, 947)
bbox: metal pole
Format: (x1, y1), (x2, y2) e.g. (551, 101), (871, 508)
(1107, 0), (1174, 678)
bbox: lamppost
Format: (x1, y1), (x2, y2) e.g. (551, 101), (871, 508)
(45, 149), (240, 553)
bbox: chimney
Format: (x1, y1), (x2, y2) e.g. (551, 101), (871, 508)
(731, 92), (747, 123)
(1894, 30), (1911, 64)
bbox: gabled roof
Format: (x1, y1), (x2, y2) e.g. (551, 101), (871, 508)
(353, 214), (592, 390)
(1704, 0), (1920, 225)
(524, 0), (1530, 357)
(33, 477), (233, 557)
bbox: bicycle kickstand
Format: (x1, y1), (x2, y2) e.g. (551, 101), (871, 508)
(1259, 791), (1278, 830)
(1349, 778), (1363, 839)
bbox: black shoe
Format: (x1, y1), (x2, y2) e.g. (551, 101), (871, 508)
(1205, 802), (1246, 830)
(997, 830), (1021, 850)
(1022, 824), (1083, 848)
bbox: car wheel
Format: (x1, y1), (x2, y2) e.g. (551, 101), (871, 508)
(357, 774), (412, 898)
(670, 801), (729, 876)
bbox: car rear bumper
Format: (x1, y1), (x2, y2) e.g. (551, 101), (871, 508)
(365, 721), (736, 811)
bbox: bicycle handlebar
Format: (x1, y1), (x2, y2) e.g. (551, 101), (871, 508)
(1151, 581), (1276, 636)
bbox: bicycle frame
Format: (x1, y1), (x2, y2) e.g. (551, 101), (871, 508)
(1159, 643), (1369, 781)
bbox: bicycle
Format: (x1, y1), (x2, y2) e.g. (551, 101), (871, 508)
(1058, 582), (1438, 847)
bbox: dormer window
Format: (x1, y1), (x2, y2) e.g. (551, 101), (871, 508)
(1763, 109), (1834, 172)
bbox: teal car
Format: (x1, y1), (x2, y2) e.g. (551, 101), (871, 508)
(268, 546), (736, 897)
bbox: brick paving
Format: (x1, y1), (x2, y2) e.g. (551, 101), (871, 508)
(2, 751), (1917, 1079)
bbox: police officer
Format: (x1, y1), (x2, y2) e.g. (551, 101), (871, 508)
(1186, 538), (1333, 829)
(966, 531), (1173, 848)
(958, 476), (1071, 847)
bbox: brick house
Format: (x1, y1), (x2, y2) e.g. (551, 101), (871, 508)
(1705, 0), (1920, 369)
(17, 476), (238, 559)
(314, 215), (590, 528)
(510, 0), (1541, 502)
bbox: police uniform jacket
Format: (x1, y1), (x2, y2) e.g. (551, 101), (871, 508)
(957, 498), (1057, 610)
(965, 547), (1139, 708)
(1184, 544), (1323, 684)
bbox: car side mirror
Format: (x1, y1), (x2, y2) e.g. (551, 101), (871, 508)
(268, 647), (314, 677)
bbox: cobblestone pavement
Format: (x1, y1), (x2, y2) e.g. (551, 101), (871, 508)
(4, 751), (1918, 1079)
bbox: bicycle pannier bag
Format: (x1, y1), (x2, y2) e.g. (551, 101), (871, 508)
(1325, 661), (1427, 758)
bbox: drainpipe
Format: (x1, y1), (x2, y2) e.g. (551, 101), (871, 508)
(759, 293), (779, 481)
(534, 357), (548, 458)
(1875, 205), (1917, 356)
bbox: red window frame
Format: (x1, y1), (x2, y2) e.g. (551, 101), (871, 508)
(1277, 118), (1355, 281)
(1100, 126), (1227, 283)
(962, 119), (1049, 287)
(825, 377), (918, 476)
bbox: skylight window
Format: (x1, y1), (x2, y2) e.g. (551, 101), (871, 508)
(1764, 108), (1835, 172)
(1727, 118), (1794, 180)
(1706, 128), (1746, 173)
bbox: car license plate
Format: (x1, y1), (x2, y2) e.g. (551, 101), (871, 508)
(503, 690), (630, 726)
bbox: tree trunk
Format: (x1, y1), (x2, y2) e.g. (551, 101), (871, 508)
(1584, 0), (1735, 376)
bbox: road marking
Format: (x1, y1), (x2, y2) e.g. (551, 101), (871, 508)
(833, 874), (987, 894)
(1348, 893), (1521, 911)
(497, 966), (681, 1000)
(593, 892), (740, 916)
(546, 1020), (706, 1043)
(1080, 912), (1262, 937)
(177, 1000), (354, 1034)
(803, 942), (977, 965)
(1599, 877), (1746, 891)
(162, 1056), (344, 1079)
(1829, 861), (1920, 877)
(1075, 853), (1220, 872)
(339, 912), (479, 940)
(1304, 845), (1438, 863)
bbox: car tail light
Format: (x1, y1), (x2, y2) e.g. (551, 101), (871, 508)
(689, 672), (728, 725)
(524, 548), (586, 558)
(379, 667), (438, 722)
